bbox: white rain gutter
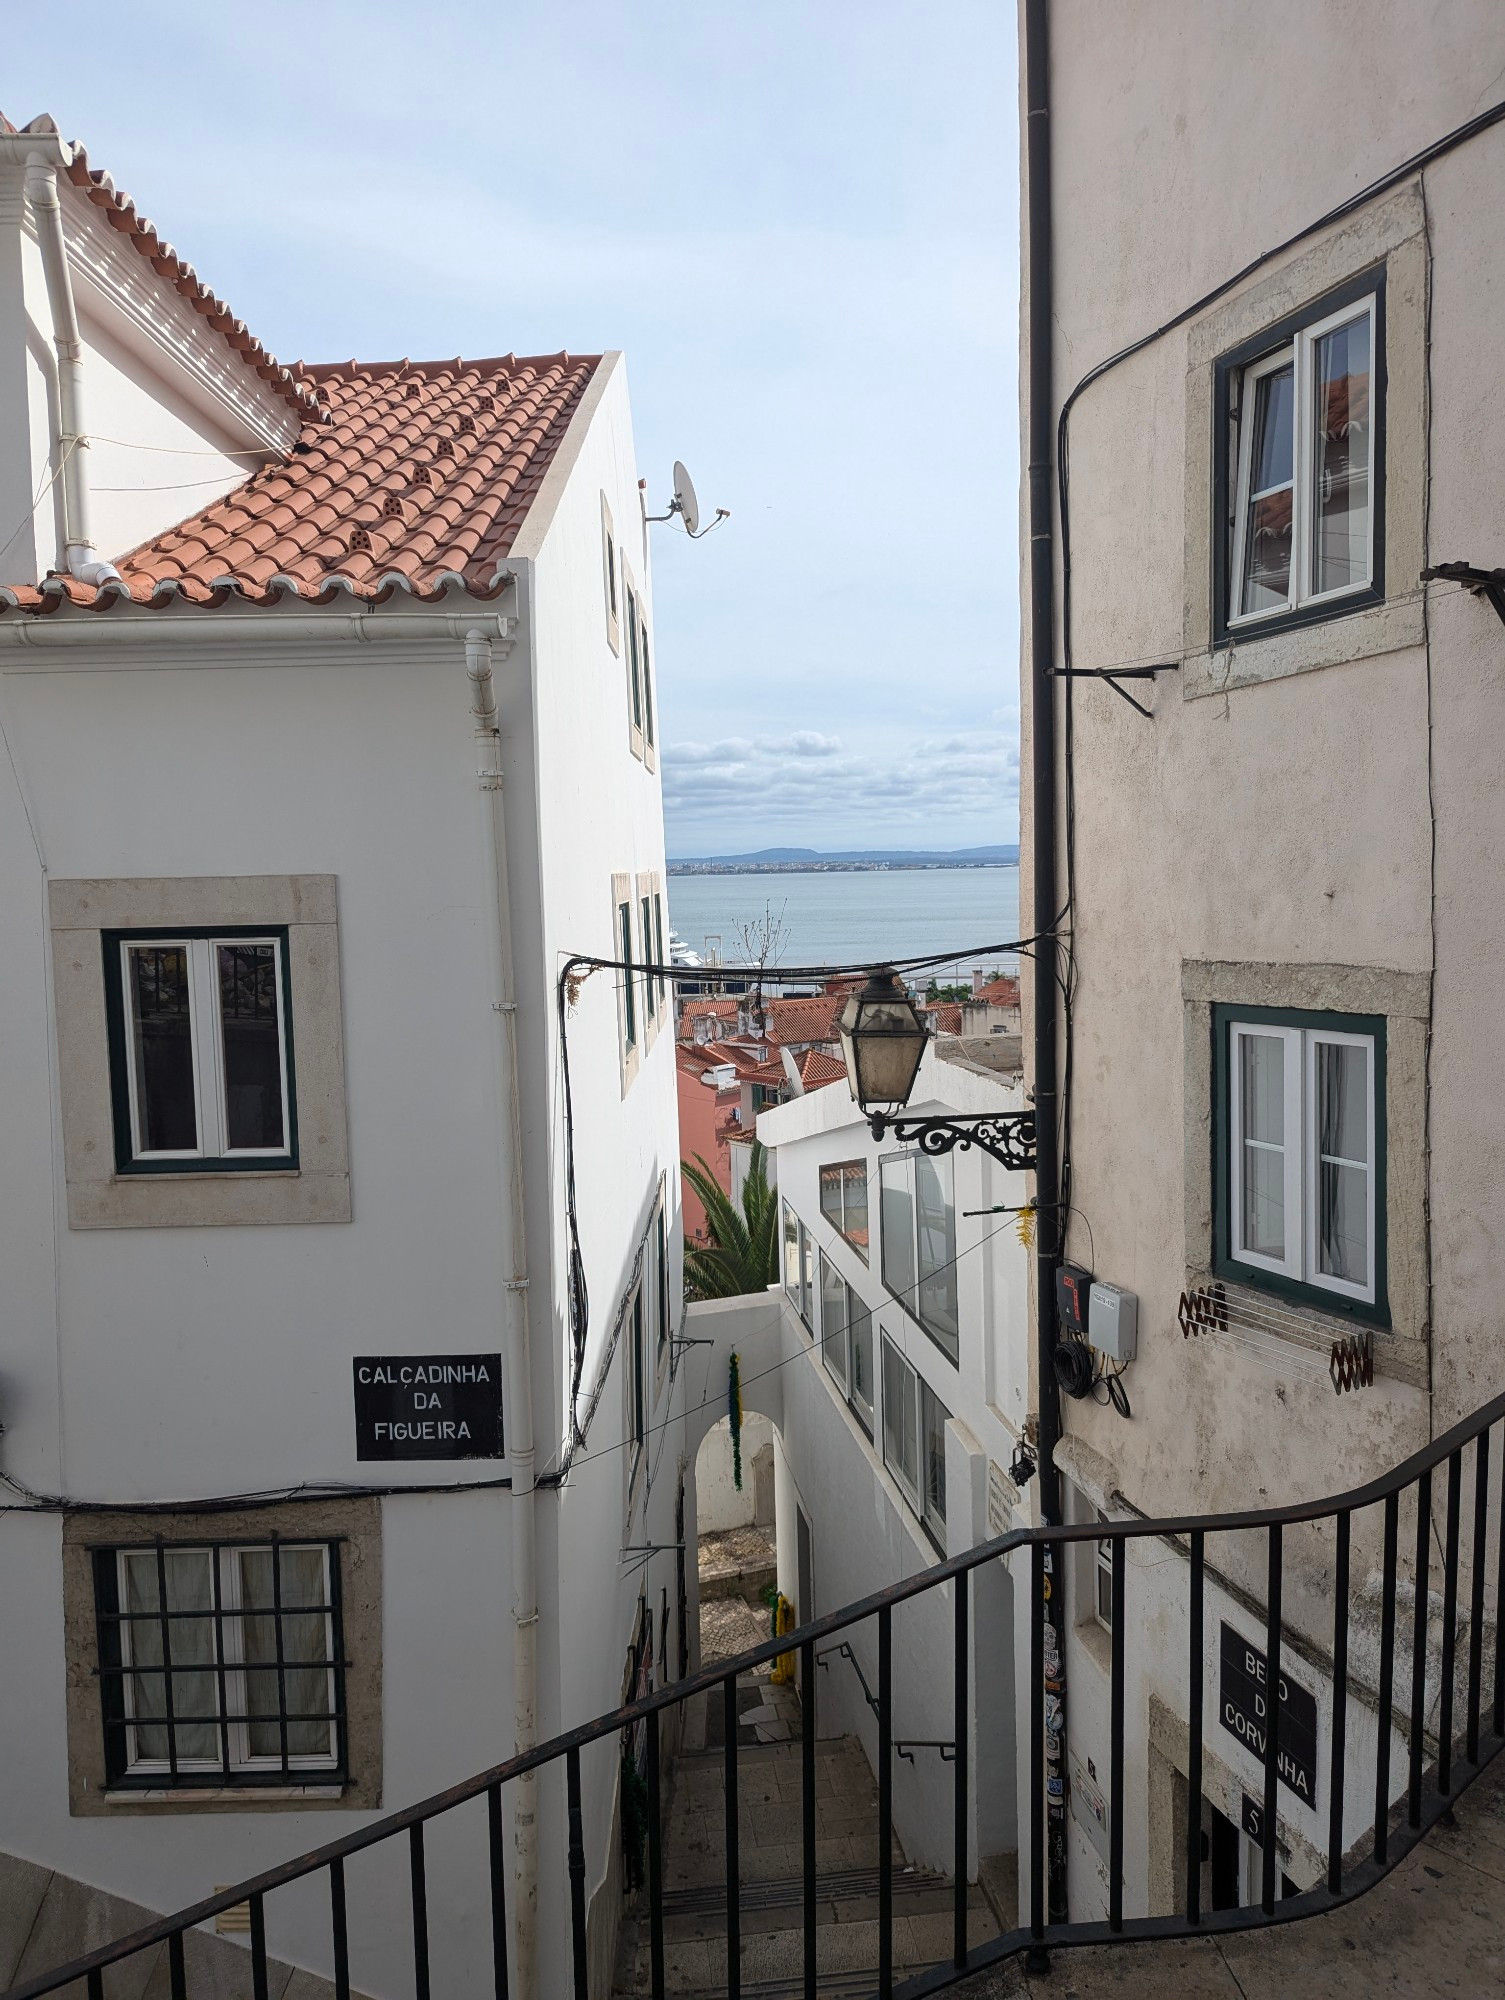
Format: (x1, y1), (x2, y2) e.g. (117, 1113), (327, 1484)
(21, 149), (121, 589)
(466, 629), (540, 1999)
(0, 608), (516, 648)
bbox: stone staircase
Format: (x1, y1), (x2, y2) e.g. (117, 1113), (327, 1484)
(614, 1679), (999, 1997)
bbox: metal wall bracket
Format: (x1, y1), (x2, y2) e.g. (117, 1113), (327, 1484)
(1422, 562), (1505, 627)
(866, 1108), (1036, 1173)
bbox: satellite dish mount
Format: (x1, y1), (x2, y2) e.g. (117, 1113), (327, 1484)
(644, 460), (729, 539)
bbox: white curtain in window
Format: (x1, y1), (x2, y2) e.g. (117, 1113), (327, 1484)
(239, 1548), (332, 1760)
(122, 1550), (219, 1764)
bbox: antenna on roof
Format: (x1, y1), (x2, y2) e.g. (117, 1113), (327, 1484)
(643, 462), (729, 539)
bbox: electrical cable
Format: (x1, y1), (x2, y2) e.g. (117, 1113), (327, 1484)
(1050, 94), (1505, 1283)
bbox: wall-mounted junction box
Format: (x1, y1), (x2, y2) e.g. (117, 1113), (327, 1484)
(1088, 1281), (1138, 1363)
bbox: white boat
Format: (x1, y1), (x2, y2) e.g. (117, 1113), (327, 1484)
(668, 927), (702, 970)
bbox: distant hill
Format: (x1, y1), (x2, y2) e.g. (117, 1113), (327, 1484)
(668, 844), (1019, 873)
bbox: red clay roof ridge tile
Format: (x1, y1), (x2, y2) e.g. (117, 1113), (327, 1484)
(7, 112), (325, 428)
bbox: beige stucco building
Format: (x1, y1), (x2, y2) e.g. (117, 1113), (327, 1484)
(1019, 0), (1505, 1925)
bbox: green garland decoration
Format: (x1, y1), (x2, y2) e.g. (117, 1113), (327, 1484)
(729, 1351), (744, 1490)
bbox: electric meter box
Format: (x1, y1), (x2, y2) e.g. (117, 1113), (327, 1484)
(1088, 1281), (1138, 1363)
(1055, 1264), (1093, 1336)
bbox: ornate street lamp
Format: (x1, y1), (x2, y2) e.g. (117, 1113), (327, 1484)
(837, 968), (1037, 1171)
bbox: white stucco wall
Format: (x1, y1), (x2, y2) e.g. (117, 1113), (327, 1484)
(0, 347), (686, 1999)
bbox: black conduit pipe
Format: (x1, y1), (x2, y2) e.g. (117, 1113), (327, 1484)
(1024, 0), (1070, 1939)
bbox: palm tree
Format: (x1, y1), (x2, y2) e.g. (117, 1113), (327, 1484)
(681, 1140), (780, 1300)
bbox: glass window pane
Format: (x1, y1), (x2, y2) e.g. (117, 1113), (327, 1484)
(1318, 1162), (1369, 1286)
(122, 1550), (218, 1765)
(1240, 363), (1295, 614)
(1316, 1040), (1368, 1163)
(128, 945), (197, 1152)
(641, 899), (655, 1018)
(921, 1383), (948, 1531)
(1240, 1033), (1285, 1145)
(800, 1224), (814, 1326)
(783, 1203), (799, 1297)
(843, 1164), (869, 1258)
(642, 630), (654, 746)
(627, 594), (642, 725)
(849, 1296), (874, 1429)
(240, 1549), (333, 1760)
(218, 945), (286, 1150)
(915, 1157), (959, 1361)
(1243, 1144), (1287, 1259)
(819, 1164), (845, 1231)
(1313, 315), (1371, 596)
(620, 905), (636, 1046)
(880, 1158), (915, 1303)
(881, 1341), (911, 1493)
(820, 1250), (848, 1388)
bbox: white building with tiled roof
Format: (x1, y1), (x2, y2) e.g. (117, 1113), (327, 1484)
(0, 113), (696, 2000)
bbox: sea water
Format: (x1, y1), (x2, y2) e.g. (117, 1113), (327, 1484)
(666, 867), (1021, 977)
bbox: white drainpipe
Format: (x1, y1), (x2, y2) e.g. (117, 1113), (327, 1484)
(466, 629), (539, 1998)
(23, 153), (121, 589)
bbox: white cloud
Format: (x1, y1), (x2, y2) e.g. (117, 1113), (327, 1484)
(662, 730), (1019, 849)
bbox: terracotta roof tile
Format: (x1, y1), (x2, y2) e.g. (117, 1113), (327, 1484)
(1, 353), (603, 610)
(767, 993), (844, 1048)
(973, 976), (1020, 1007)
(797, 1049), (848, 1089)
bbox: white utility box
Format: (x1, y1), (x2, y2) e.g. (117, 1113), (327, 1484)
(1088, 1280), (1138, 1363)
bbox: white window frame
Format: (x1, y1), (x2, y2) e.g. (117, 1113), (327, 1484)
(119, 935), (292, 1165)
(1303, 1025), (1378, 1307)
(116, 1544), (337, 1779)
(1228, 1021), (1302, 1283)
(819, 1248), (850, 1395)
(1228, 294), (1376, 628)
(1228, 1017), (1377, 1306)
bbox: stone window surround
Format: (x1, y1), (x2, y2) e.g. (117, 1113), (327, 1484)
(601, 489), (621, 658)
(1182, 959), (1428, 1386)
(1181, 181), (1428, 700)
(50, 876), (351, 1229)
(62, 1496), (381, 1816)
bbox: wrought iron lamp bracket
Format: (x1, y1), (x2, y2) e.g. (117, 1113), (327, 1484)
(864, 1108), (1037, 1172)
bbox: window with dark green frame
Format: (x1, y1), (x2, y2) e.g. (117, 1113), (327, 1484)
(1212, 1002), (1387, 1325)
(103, 928), (297, 1175)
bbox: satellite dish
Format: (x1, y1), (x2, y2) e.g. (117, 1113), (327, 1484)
(672, 461), (700, 537)
(643, 463), (729, 537)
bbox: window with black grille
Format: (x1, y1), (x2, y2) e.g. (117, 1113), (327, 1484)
(92, 1539), (346, 1788)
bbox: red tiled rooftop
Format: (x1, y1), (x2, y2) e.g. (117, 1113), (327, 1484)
(767, 994), (844, 1048)
(973, 976), (1020, 1007)
(927, 1003), (963, 1035)
(1, 353), (603, 610)
(3, 113), (320, 428)
(798, 1049), (848, 1089)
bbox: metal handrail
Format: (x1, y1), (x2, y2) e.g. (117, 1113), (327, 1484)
(816, 1641), (956, 1761)
(9, 1380), (1505, 2000)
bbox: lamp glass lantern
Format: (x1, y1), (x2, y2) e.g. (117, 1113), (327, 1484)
(838, 969), (928, 1114)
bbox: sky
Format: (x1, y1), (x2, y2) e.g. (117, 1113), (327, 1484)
(4, 1), (1019, 856)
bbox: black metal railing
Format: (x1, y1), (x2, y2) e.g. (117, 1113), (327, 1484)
(8, 1386), (1505, 2000)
